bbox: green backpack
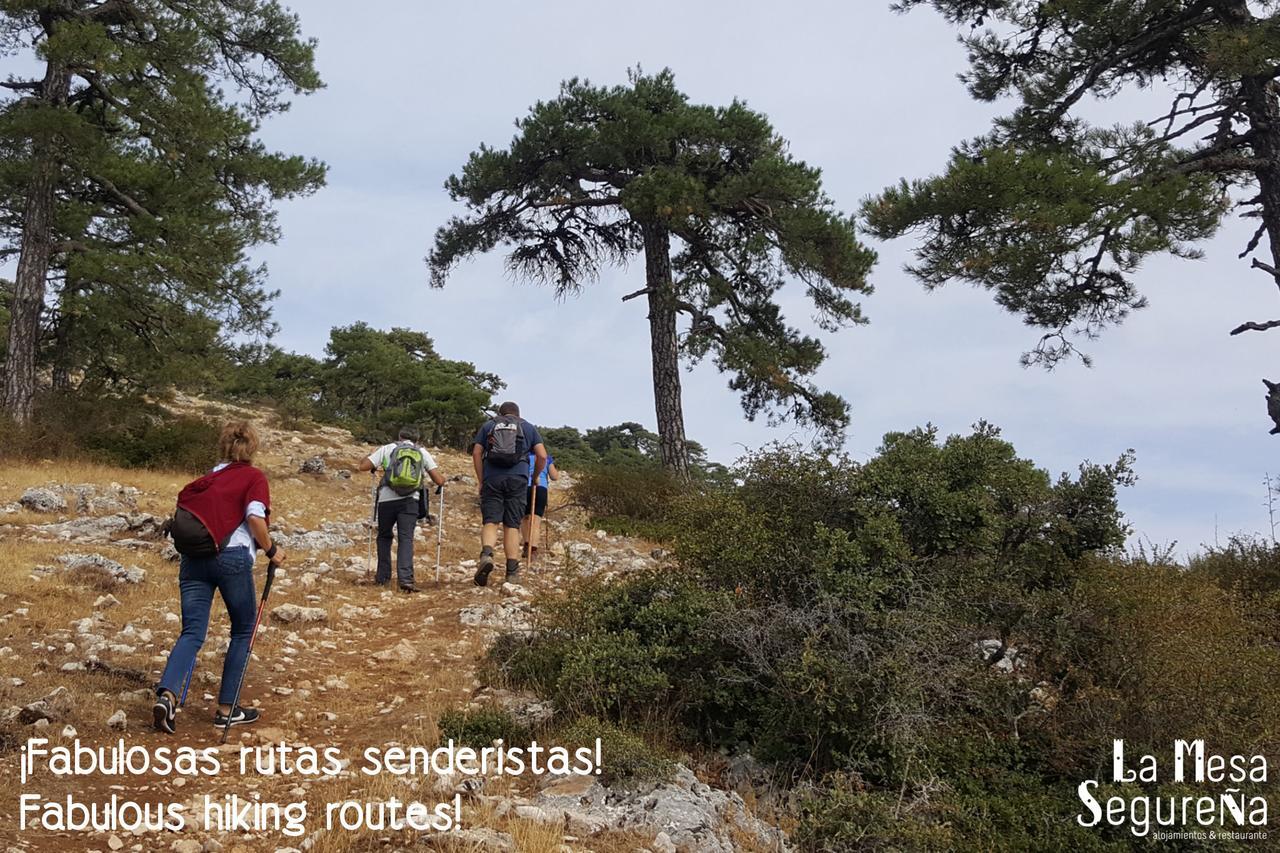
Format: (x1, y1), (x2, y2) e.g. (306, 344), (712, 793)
(384, 442), (425, 496)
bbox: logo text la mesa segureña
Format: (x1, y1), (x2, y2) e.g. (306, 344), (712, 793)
(1078, 740), (1268, 837)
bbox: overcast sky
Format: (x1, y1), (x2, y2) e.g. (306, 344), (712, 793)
(232, 1), (1280, 551)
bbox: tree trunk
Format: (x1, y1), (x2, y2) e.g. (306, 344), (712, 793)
(3, 59), (69, 423)
(51, 281), (79, 393)
(641, 222), (691, 481)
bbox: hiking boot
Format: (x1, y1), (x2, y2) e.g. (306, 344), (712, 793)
(213, 706), (260, 728)
(474, 553), (494, 587)
(504, 569), (521, 586)
(152, 692), (176, 734)
(398, 583), (421, 594)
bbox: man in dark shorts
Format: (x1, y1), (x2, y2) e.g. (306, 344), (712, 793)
(471, 401), (546, 586)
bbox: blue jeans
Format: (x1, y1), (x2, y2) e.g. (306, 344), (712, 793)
(157, 546), (257, 706)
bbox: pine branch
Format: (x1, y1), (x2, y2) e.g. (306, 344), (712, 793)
(1170, 153), (1268, 175)
(528, 195), (620, 209)
(1239, 222), (1267, 259)
(87, 173), (155, 219)
(1042, 6), (1219, 127)
(1230, 319), (1280, 336)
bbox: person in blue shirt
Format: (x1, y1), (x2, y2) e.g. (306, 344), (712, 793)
(521, 451), (559, 559)
(470, 401), (546, 586)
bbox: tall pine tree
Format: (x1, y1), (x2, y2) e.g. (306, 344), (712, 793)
(867, 1), (1280, 430)
(0, 0), (325, 420)
(429, 69), (875, 479)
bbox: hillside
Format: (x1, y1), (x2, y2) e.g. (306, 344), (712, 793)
(0, 396), (782, 853)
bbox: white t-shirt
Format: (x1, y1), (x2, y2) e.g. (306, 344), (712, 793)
(367, 442), (439, 503)
(211, 462), (267, 551)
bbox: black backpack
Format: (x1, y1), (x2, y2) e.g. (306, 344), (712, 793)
(166, 507), (231, 558)
(485, 415), (524, 467)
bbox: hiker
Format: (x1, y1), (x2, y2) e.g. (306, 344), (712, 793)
(521, 450), (558, 559)
(358, 426), (446, 592)
(153, 420), (284, 734)
(472, 401), (546, 586)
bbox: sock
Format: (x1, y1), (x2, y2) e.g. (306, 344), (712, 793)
(506, 558), (520, 575)
(481, 545), (494, 559)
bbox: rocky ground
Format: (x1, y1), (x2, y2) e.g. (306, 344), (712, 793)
(0, 396), (785, 853)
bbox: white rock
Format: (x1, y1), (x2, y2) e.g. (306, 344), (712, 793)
(270, 604), (327, 624)
(19, 487), (66, 513)
(372, 638), (417, 663)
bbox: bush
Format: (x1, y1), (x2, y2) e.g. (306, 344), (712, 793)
(555, 715), (673, 785)
(487, 570), (734, 730)
(0, 390), (218, 471)
(496, 423), (1280, 846)
(436, 706), (531, 749)
(571, 464), (690, 539)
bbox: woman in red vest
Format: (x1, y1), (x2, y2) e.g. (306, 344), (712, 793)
(153, 421), (286, 733)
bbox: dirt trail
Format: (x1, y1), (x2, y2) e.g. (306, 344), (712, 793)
(0, 399), (671, 853)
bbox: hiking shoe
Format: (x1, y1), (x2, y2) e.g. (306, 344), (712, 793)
(399, 583), (421, 594)
(474, 554), (494, 587)
(152, 693), (176, 734)
(504, 569), (521, 586)
(213, 706), (260, 728)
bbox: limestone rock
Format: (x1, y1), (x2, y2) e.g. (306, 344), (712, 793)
(424, 827), (512, 851)
(19, 687), (75, 723)
(372, 638), (417, 663)
(19, 487), (66, 513)
(47, 553), (146, 585)
(34, 512), (160, 543)
(271, 604), (328, 624)
(275, 530), (353, 551)
(459, 601), (533, 634)
(534, 763), (786, 853)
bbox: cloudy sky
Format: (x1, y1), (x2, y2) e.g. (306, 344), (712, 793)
(240, 0), (1276, 552)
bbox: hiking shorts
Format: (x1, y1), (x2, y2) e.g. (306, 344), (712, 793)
(481, 477), (528, 528)
(532, 485), (548, 517)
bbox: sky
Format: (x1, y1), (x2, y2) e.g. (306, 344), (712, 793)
(71, 1), (1280, 550)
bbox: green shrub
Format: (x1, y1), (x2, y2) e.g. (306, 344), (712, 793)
(436, 706), (531, 749)
(572, 464), (689, 539)
(0, 391), (218, 472)
(794, 772), (956, 852)
(487, 570), (734, 729)
(555, 715), (673, 785)
(494, 423), (1280, 846)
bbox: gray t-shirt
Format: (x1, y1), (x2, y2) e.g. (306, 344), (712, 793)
(367, 442), (439, 503)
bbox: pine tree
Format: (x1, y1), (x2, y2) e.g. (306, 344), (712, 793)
(866, 1), (1280, 429)
(0, 0), (325, 421)
(429, 69), (876, 479)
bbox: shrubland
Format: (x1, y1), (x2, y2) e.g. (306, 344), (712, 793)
(491, 423), (1280, 850)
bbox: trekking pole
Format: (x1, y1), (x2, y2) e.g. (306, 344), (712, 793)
(178, 658), (195, 708)
(365, 471), (377, 580)
(527, 477), (538, 573)
(220, 560), (277, 745)
(434, 484), (445, 584)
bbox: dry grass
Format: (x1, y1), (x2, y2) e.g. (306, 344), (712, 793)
(0, 412), (743, 852)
